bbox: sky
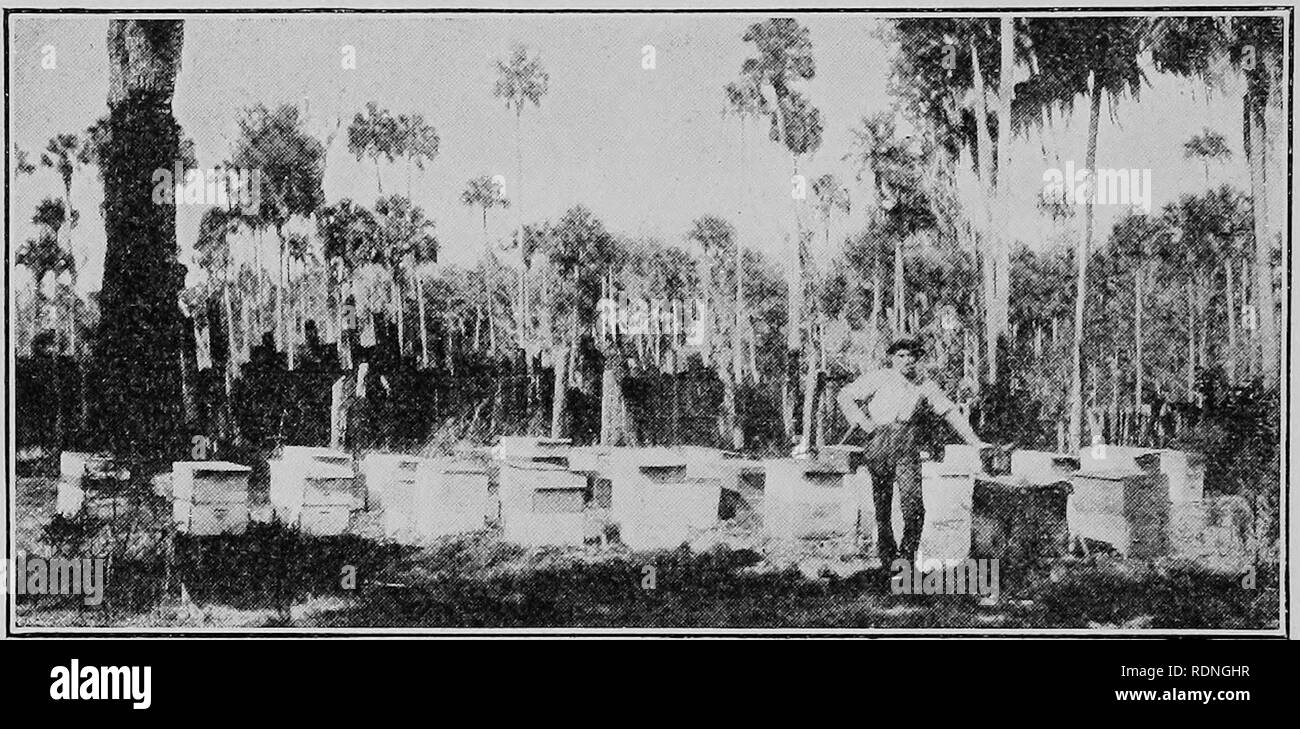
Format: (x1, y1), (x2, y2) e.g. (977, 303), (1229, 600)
(6, 12), (1269, 297)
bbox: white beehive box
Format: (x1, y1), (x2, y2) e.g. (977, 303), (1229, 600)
(361, 452), (424, 512)
(171, 461), (252, 536)
(495, 436), (572, 465)
(427, 462), (492, 535)
(362, 454), (429, 542)
(270, 448), (357, 535)
(1010, 450), (1081, 483)
(599, 449), (688, 525)
(763, 459), (869, 541)
(499, 461), (587, 547)
(1135, 450), (1204, 504)
(1078, 446), (1202, 503)
(1070, 468), (1170, 558)
(618, 477), (722, 551)
(171, 461), (251, 503)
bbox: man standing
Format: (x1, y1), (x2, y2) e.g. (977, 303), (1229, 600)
(836, 338), (984, 566)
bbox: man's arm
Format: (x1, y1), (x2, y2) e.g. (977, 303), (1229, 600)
(926, 382), (985, 448)
(836, 374), (879, 433)
(943, 408), (985, 448)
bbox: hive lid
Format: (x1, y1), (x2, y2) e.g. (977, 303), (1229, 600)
(174, 460), (252, 473)
(302, 463), (357, 479)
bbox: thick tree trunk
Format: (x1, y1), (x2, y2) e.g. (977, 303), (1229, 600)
(96, 19), (185, 463)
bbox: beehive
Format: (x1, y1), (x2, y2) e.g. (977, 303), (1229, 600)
(763, 459), (868, 541)
(495, 436), (572, 466)
(421, 461), (492, 536)
(618, 477), (722, 551)
(1134, 450), (1205, 504)
(361, 452), (423, 513)
(270, 447), (358, 535)
(971, 475), (1072, 564)
(171, 461), (252, 536)
(1010, 450), (1080, 483)
(498, 461), (587, 547)
(56, 454), (130, 518)
(904, 458), (978, 564)
(608, 455), (689, 526)
(1069, 469), (1170, 559)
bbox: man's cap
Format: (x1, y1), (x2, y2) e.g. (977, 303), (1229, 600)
(886, 337), (924, 356)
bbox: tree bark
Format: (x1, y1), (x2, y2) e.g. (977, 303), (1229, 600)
(1067, 76), (1101, 453)
(1244, 87), (1277, 387)
(1134, 265), (1143, 409)
(96, 19), (186, 463)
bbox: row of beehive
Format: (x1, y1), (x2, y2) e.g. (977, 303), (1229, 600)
(61, 439), (1240, 567)
(163, 446), (490, 541)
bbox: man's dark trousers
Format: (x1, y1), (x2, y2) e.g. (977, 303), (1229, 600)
(862, 423), (924, 564)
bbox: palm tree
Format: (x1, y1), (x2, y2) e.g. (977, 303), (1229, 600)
(688, 215), (742, 448)
(1022, 17), (1146, 451)
(230, 104), (326, 361)
(18, 232), (73, 449)
(347, 102), (399, 194)
(461, 176), (511, 246)
(723, 77), (766, 397)
(395, 113), (440, 196)
(39, 135), (88, 361)
(195, 207), (242, 441)
(494, 44), (549, 355)
(409, 229), (439, 369)
(544, 206), (616, 437)
(1148, 16), (1284, 387)
(372, 195), (436, 358)
(317, 199), (379, 369)
(285, 231), (317, 369)
(30, 198), (79, 354)
(736, 17), (823, 452)
(890, 17), (1025, 384)
(1183, 128), (1232, 181)
(1106, 213), (1169, 411)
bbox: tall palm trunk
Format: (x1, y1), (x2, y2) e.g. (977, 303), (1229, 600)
(1186, 278), (1196, 398)
(275, 224), (290, 367)
(1133, 265), (1144, 409)
(416, 268), (430, 367)
(970, 40), (999, 384)
(221, 262), (240, 444)
(392, 267), (405, 357)
(1244, 87), (1277, 386)
(893, 237), (905, 332)
(1225, 257), (1237, 381)
(1067, 76), (1102, 453)
(993, 16), (1015, 364)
